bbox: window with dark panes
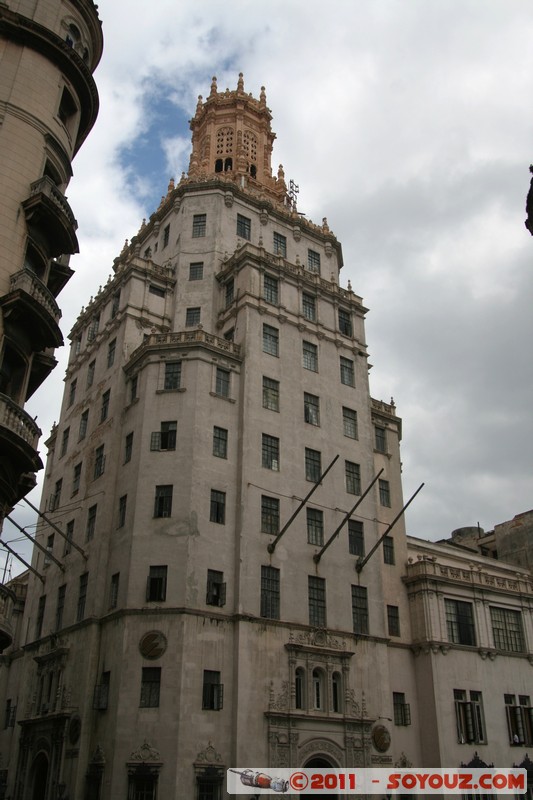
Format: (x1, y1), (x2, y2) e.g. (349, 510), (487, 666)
(340, 356), (354, 386)
(261, 565), (280, 619)
(306, 508), (324, 545)
(261, 496), (280, 534)
(445, 599), (476, 646)
(304, 393), (320, 426)
(146, 566), (167, 602)
(307, 249), (321, 273)
(189, 262), (204, 280)
(383, 535), (395, 564)
(343, 407), (357, 439)
(210, 490), (226, 524)
(387, 605), (400, 636)
(302, 340), (318, 371)
(263, 274), (279, 304)
(72, 462), (81, 494)
(305, 448), (321, 482)
(186, 307), (201, 327)
(206, 570), (226, 607)
(213, 427), (228, 458)
(154, 485), (173, 518)
(236, 213), (251, 240)
(308, 576), (326, 627)
(118, 494), (127, 528)
(77, 572), (88, 622)
(86, 504), (97, 540)
(379, 479), (391, 507)
(351, 585), (368, 634)
(107, 338), (116, 368)
(262, 376), (279, 411)
(215, 367), (230, 397)
(375, 426), (387, 453)
(490, 606), (525, 652)
(345, 461), (361, 495)
(100, 389), (110, 422)
(94, 445), (105, 478)
(202, 670), (223, 710)
(162, 223), (170, 248)
(164, 361), (181, 390)
(55, 584), (66, 631)
(262, 324), (279, 356)
(348, 520), (364, 556)
(124, 432), (133, 463)
(393, 692), (411, 726)
(262, 434), (280, 470)
(273, 231), (287, 256)
(192, 213), (206, 237)
(225, 278), (234, 307)
(79, 409), (89, 440)
(302, 292), (316, 321)
(338, 308), (353, 336)
(140, 667), (161, 707)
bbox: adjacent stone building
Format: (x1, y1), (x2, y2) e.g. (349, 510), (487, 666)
(0, 0), (102, 528)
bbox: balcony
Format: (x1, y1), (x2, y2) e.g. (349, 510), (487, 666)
(0, 393), (42, 512)
(0, 270), (63, 349)
(0, 585), (15, 652)
(22, 176), (79, 257)
(128, 329), (242, 365)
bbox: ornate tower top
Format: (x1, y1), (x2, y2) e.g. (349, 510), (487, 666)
(187, 74), (289, 207)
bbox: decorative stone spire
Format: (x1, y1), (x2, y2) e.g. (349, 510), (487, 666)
(186, 75), (287, 207)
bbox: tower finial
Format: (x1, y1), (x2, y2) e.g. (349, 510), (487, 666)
(196, 95), (203, 113)
(210, 76), (217, 97)
(237, 73), (244, 93)
(260, 86), (267, 106)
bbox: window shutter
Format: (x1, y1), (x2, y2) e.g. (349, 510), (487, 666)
(515, 706), (525, 742)
(403, 703), (411, 725)
(150, 432), (161, 451)
(219, 582), (226, 607)
(215, 683), (224, 710)
(146, 576), (153, 601)
(465, 702), (475, 742)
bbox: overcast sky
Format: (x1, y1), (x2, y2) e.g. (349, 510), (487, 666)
(3, 0), (533, 577)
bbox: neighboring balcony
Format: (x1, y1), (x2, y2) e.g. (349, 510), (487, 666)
(0, 269), (63, 349)
(0, 393), (42, 515)
(22, 176), (79, 258)
(0, 585), (15, 652)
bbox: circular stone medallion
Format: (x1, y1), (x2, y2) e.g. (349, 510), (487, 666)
(139, 630), (168, 660)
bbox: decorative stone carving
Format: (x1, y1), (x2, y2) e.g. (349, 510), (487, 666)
(195, 741), (223, 764)
(395, 752), (413, 768)
(269, 681), (289, 711)
(298, 737), (344, 765)
(129, 740), (161, 763)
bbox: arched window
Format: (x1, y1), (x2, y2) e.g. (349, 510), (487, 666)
(216, 127), (234, 155)
(332, 672), (342, 712)
(312, 668), (324, 710)
(215, 159), (223, 173)
(250, 164), (257, 179)
(295, 667), (305, 710)
(224, 157), (233, 172)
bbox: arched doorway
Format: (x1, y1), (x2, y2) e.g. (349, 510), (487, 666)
(304, 756), (339, 799)
(30, 752), (49, 800)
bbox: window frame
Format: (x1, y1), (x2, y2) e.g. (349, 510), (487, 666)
(192, 213), (206, 238)
(262, 324), (279, 357)
(236, 213), (251, 240)
(305, 448), (321, 483)
(262, 434), (280, 471)
(210, 490), (226, 524)
(351, 584), (368, 634)
(261, 565), (280, 619)
(306, 507), (324, 546)
(340, 356), (355, 386)
(213, 426), (228, 459)
(308, 575), (326, 628)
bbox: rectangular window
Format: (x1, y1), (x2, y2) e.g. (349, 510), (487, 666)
(86, 504), (97, 540)
(261, 565), (280, 619)
(490, 606), (525, 652)
(236, 213), (251, 240)
(261, 496), (280, 535)
(262, 434), (280, 471)
(215, 367), (230, 397)
(263, 274), (279, 305)
(77, 572), (88, 622)
(87, 360), (95, 388)
(338, 308), (353, 336)
(130, 376), (139, 404)
(87, 314), (100, 342)
(45, 533), (54, 566)
(93, 671), (110, 711)
(383, 535), (395, 565)
(149, 284), (165, 298)
(379, 479), (391, 507)
(94, 445), (105, 478)
(345, 461), (361, 495)
(164, 361), (181, 390)
(107, 339), (116, 368)
(304, 393), (320, 426)
(100, 389), (110, 422)
(308, 576), (326, 627)
(192, 213), (206, 237)
(505, 694), (533, 745)
(306, 508), (324, 546)
(197, 778), (222, 800)
(302, 340), (318, 372)
(387, 605), (400, 637)
(60, 427), (70, 457)
(445, 599), (476, 646)
(79, 409), (89, 440)
(273, 232), (287, 256)
(343, 407), (358, 439)
(307, 249), (321, 273)
(202, 670), (223, 710)
(49, 478), (62, 511)
(305, 448), (321, 482)
(140, 667), (161, 707)
(72, 462), (82, 495)
(55, 584), (66, 631)
(375, 426), (387, 453)
(210, 490), (226, 524)
(393, 692), (411, 726)
(340, 356), (354, 386)
(262, 324), (279, 356)
(124, 432), (134, 463)
(302, 292), (316, 321)
(262, 377), (279, 411)
(454, 689), (486, 743)
(64, 520), (74, 556)
(111, 291), (120, 318)
(348, 520), (364, 556)
(186, 307), (201, 327)
(35, 595), (46, 639)
(162, 223), (170, 248)
(189, 262), (204, 280)
(154, 485), (173, 518)
(151, 421), (177, 451)
(146, 565), (167, 602)
(110, 573), (119, 609)
(351, 585), (368, 634)
(213, 426), (228, 458)
(68, 378), (77, 407)
(206, 569), (226, 607)
(225, 278), (234, 307)
(118, 495), (127, 528)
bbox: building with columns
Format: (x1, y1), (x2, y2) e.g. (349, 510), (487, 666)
(0, 71), (532, 800)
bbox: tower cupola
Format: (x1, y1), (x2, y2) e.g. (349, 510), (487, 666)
(187, 74), (288, 207)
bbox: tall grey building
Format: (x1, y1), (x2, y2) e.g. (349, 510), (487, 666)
(1, 75), (418, 799)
